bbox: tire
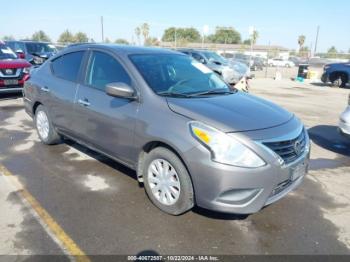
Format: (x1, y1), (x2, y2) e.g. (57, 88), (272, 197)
(331, 73), (348, 88)
(332, 77), (342, 88)
(34, 105), (61, 145)
(142, 147), (194, 215)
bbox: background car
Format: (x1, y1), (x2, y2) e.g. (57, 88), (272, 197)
(6, 40), (57, 65)
(322, 62), (350, 88)
(178, 49), (249, 91)
(339, 94), (350, 137)
(268, 58), (295, 68)
(0, 41), (31, 94)
(224, 53), (264, 71)
(288, 56), (307, 67)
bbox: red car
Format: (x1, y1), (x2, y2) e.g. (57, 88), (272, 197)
(0, 41), (31, 94)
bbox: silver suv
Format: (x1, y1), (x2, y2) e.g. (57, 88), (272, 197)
(24, 44), (310, 215)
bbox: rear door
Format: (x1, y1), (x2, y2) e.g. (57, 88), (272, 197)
(47, 51), (86, 135)
(73, 50), (139, 164)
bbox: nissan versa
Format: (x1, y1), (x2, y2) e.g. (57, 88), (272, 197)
(23, 44), (310, 215)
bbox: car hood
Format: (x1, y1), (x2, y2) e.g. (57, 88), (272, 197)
(0, 59), (31, 69)
(167, 92), (294, 132)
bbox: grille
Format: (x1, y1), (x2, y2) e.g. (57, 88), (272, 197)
(0, 68), (17, 76)
(263, 129), (306, 164)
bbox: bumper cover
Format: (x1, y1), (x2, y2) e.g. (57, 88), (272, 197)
(0, 86), (23, 94)
(184, 125), (310, 214)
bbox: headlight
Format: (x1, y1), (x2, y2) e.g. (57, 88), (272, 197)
(23, 67), (30, 74)
(190, 122), (266, 168)
(324, 65), (330, 71)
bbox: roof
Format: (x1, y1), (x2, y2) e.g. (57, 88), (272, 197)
(66, 43), (181, 55)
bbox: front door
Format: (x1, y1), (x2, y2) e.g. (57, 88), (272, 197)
(74, 50), (139, 165)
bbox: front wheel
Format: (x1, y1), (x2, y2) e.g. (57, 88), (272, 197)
(34, 105), (61, 145)
(142, 147), (194, 215)
(332, 75), (347, 88)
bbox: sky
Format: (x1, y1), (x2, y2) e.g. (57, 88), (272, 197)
(1, 0), (349, 52)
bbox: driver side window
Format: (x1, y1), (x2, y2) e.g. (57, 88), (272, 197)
(86, 51), (131, 91)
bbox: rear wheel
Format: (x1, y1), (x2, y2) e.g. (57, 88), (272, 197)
(142, 147), (194, 215)
(331, 73), (348, 88)
(34, 105), (61, 145)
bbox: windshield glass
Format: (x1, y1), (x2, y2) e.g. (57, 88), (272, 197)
(26, 42), (56, 54)
(130, 54), (232, 96)
(202, 51), (228, 64)
(0, 44), (17, 59)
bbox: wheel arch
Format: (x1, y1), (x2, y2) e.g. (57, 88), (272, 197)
(329, 71), (349, 81)
(32, 101), (43, 115)
(136, 140), (192, 185)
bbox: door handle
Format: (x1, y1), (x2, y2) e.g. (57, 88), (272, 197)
(41, 86), (50, 92)
(78, 99), (90, 107)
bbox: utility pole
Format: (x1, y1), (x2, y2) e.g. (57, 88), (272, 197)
(101, 16), (104, 43)
(248, 26), (254, 71)
(314, 25), (320, 56)
(265, 41), (270, 78)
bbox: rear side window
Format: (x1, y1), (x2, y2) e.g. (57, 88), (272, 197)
(51, 51), (84, 82)
(86, 51), (131, 91)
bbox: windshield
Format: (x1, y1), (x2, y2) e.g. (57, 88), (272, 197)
(130, 54), (232, 97)
(202, 51), (228, 65)
(0, 44), (17, 60)
(26, 42), (56, 54)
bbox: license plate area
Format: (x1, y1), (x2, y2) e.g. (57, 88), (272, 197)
(290, 161), (307, 181)
(4, 79), (19, 86)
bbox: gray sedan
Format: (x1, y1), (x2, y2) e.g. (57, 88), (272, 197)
(23, 44), (310, 215)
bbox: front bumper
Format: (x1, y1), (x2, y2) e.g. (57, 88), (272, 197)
(184, 125), (310, 214)
(321, 72), (329, 83)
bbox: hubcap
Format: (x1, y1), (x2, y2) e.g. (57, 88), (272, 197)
(36, 111), (49, 140)
(147, 159), (181, 206)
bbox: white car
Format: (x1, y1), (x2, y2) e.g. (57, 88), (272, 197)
(339, 94), (350, 137)
(268, 58), (295, 68)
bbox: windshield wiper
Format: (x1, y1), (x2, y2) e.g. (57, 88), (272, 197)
(190, 88), (236, 97)
(157, 91), (194, 98)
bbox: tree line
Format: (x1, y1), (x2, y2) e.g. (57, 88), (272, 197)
(2, 27), (349, 58)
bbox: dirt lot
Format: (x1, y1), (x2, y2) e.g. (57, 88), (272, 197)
(0, 79), (349, 259)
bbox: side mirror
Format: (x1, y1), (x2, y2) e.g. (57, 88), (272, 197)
(105, 82), (136, 99)
(16, 50), (25, 59)
(199, 58), (206, 64)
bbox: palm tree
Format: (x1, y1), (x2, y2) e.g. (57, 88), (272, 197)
(140, 23), (150, 46)
(298, 35), (306, 51)
(252, 30), (259, 45)
(135, 27), (141, 45)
